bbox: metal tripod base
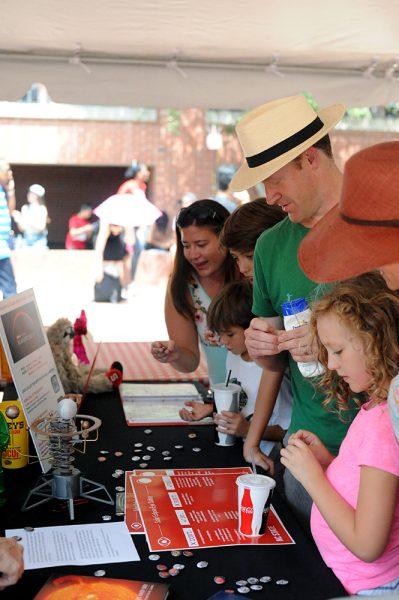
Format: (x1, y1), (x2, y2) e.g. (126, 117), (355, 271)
(22, 468), (114, 520)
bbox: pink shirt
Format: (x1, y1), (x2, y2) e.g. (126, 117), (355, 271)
(311, 401), (399, 594)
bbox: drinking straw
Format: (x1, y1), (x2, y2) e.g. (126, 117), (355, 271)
(225, 369), (232, 388)
(82, 341), (102, 399)
(250, 448), (257, 475)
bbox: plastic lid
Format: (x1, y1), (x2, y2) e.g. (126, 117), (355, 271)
(281, 297), (308, 316)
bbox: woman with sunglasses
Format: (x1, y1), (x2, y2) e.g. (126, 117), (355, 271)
(151, 199), (238, 385)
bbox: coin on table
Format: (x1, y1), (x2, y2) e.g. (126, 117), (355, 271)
(247, 577), (259, 584)
(147, 446), (156, 452)
(173, 563), (185, 570)
(116, 512), (124, 517)
(134, 443), (143, 447)
(100, 450), (109, 454)
(112, 473), (121, 478)
(102, 515), (112, 521)
(94, 570), (106, 577)
(144, 429), (152, 434)
(188, 433), (197, 438)
(259, 576), (271, 583)
(159, 571), (170, 579)
(171, 550), (182, 557)
(196, 561), (208, 568)
(163, 456), (172, 461)
(183, 550), (193, 557)
(214, 576), (225, 584)
(192, 447), (202, 452)
(149, 554), (160, 561)
(115, 469), (124, 475)
(132, 456), (141, 461)
(139, 463), (148, 468)
(156, 564), (168, 571)
(162, 450), (170, 456)
(23, 526), (34, 532)
(134, 449), (142, 453)
(235, 580), (247, 586)
(168, 568), (179, 576)
(250, 585), (263, 591)
(115, 486), (124, 492)
(276, 579), (289, 586)
(98, 456), (107, 462)
(174, 445), (184, 449)
(237, 587), (250, 594)
(142, 455), (151, 461)
(114, 451), (123, 457)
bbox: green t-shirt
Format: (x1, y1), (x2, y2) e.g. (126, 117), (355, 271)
(252, 217), (358, 455)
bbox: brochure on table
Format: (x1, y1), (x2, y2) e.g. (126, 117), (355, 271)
(119, 382), (213, 426)
(5, 522), (139, 569)
(0, 289), (64, 472)
(125, 467), (253, 535)
(128, 468), (294, 549)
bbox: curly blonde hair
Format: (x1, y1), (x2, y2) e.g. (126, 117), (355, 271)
(310, 272), (399, 416)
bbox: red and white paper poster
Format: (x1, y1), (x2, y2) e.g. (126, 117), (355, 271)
(125, 467), (252, 535)
(129, 469), (294, 551)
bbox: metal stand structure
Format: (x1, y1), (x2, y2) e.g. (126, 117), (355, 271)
(22, 411), (113, 520)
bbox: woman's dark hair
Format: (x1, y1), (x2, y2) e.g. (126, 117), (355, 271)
(171, 199), (237, 319)
(220, 198), (284, 253)
(208, 280), (254, 333)
(124, 161), (144, 180)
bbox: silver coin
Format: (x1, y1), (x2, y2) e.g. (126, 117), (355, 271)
(171, 550), (182, 556)
(134, 443), (143, 447)
(102, 515), (112, 521)
(139, 463), (148, 468)
(235, 580), (247, 586)
(116, 512), (124, 517)
(144, 429), (152, 434)
(196, 561), (208, 568)
(276, 579), (289, 586)
(192, 447), (201, 452)
(147, 446), (156, 452)
(132, 456), (141, 461)
(163, 456), (172, 461)
(247, 577), (259, 584)
(188, 433), (197, 438)
(23, 526), (34, 532)
(115, 469), (124, 475)
(174, 445), (184, 449)
(173, 563), (185, 570)
(162, 451), (170, 456)
(100, 450), (109, 454)
(149, 554), (160, 561)
(112, 473), (121, 478)
(94, 569), (106, 577)
(237, 587), (250, 594)
(250, 585), (263, 591)
(259, 576), (272, 583)
(142, 455), (151, 461)
(134, 449), (142, 453)
(115, 486), (125, 492)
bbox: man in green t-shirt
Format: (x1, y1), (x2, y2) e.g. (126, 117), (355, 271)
(229, 95), (359, 526)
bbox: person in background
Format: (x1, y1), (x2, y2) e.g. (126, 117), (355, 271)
(180, 280), (292, 464)
(0, 537), (24, 591)
(65, 203), (97, 250)
(281, 273), (399, 596)
(0, 160), (17, 297)
(151, 199), (238, 386)
(144, 210), (171, 252)
(13, 184), (48, 248)
(94, 221), (128, 303)
(214, 165), (238, 213)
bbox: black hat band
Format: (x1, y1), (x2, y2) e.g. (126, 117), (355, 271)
(246, 116), (324, 169)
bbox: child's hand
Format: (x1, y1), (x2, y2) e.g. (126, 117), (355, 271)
(243, 443), (275, 475)
(288, 430), (334, 469)
(214, 411), (249, 438)
(280, 438), (324, 490)
(179, 401), (213, 422)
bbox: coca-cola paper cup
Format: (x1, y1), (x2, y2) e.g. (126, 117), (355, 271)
(212, 383), (240, 446)
(236, 473), (276, 537)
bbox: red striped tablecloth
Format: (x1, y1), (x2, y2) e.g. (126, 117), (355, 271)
(84, 339), (209, 383)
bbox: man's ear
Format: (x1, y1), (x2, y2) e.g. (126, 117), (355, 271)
(302, 146), (320, 168)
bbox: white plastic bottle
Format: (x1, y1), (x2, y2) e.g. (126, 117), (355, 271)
(281, 297), (324, 378)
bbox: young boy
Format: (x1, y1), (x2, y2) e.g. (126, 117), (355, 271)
(179, 280), (292, 456)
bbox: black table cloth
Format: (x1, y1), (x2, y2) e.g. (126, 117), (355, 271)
(0, 387), (346, 599)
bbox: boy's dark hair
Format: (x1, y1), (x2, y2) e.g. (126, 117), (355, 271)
(220, 198), (284, 253)
(79, 203), (92, 212)
(208, 279), (254, 333)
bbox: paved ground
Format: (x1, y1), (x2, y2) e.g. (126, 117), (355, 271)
(11, 248), (169, 343)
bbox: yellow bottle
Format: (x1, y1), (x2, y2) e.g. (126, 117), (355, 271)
(0, 341), (12, 383)
(0, 400), (28, 469)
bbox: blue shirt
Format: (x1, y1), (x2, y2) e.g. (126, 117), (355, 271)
(0, 186), (11, 259)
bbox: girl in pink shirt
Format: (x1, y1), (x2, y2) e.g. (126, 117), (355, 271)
(281, 272), (399, 596)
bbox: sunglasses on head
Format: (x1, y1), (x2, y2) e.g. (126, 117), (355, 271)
(176, 204), (223, 228)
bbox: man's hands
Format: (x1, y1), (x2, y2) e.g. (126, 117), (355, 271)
(179, 401), (212, 422)
(0, 538), (24, 591)
(214, 411), (249, 439)
(245, 318), (279, 359)
(151, 340), (180, 364)
(245, 319), (318, 364)
(277, 324), (318, 363)
(243, 442), (275, 475)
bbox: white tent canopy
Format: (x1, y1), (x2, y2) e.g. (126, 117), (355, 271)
(1, 0), (399, 109)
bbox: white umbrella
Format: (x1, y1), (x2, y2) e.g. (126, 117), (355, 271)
(94, 191), (162, 227)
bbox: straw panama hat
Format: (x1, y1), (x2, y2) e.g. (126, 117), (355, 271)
(298, 142), (399, 283)
(229, 95), (345, 192)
